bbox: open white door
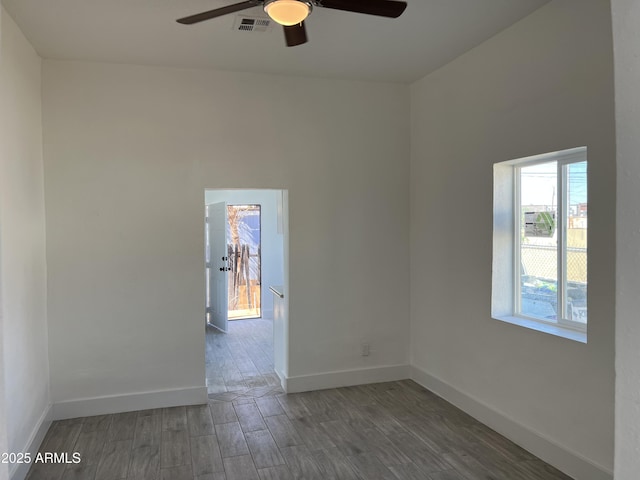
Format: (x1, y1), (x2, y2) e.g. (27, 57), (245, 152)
(206, 202), (229, 332)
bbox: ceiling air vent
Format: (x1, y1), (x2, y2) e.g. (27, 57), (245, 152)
(233, 16), (273, 33)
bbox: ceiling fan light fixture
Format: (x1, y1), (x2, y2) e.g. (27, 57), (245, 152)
(264, 0), (312, 26)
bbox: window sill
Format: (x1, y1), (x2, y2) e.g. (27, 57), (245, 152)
(493, 315), (587, 344)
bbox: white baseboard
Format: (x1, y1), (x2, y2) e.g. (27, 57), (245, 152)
(274, 369), (288, 393)
(410, 366), (612, 480)
(286, 364), (410, 393)
(10, 404), (52, 480)
(52, 386), (208, 420)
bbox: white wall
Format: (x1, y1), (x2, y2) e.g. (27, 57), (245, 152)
(410, 0), (614, 477)
(0, 6), (50, 476)
(204, 189), (284, 319)
(611, 1), (640, 478)
(0, 11), (7, 480)
(42, 61), (410, 406)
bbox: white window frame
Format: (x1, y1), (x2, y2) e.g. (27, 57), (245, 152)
(492, 147), (587, 343)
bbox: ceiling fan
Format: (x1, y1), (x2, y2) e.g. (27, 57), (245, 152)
(176, 0), (408, 47)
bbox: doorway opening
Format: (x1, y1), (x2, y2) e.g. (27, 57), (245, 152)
(204, 189), (287, 396)
(227, 204), (261, 320)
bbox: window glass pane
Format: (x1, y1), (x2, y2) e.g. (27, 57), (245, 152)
(565, 161), (587, 323)
(519, 161), (558, 321)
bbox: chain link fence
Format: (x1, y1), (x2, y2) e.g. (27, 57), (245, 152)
(520, 242), (587, 322)
(520, 244), (587, 284)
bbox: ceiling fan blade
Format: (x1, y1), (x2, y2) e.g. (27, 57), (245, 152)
(176, 1), (259, 25)
(283, 22), (308, 47)
(318, 0), (407, 18)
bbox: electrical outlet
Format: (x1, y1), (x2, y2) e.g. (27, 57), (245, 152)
(361, 342), (370, 357)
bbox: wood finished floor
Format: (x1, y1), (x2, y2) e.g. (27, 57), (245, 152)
(27, 318), (574, 480)
(205, 319), (282, 399)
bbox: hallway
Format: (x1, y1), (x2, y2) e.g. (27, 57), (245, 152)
(206, 318), (282, 399)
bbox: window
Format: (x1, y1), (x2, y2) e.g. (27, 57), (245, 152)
(492, 147), (587, 341)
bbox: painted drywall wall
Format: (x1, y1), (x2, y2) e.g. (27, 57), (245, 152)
(204, 189), (284, 319)
(0, 10), (7, 480)
(410, 0), (614, 476)
(0, 5), (49, 467)
(42, 61), (410, 404)
(612, 1), (640, 478)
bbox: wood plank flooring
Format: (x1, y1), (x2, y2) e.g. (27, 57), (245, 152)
(27, 318), (574, 479)
(27, 381), (574, 480)
(205, 319), (281, 397)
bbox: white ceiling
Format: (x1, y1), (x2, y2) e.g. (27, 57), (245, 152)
(2, 0), (549, 83)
